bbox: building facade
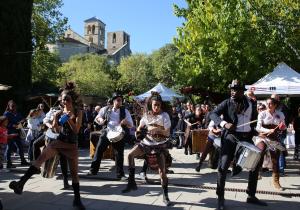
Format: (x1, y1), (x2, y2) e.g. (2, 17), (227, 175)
(47, 17), (131, 63)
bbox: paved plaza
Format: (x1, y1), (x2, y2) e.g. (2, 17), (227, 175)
(1, 147), (299, 210)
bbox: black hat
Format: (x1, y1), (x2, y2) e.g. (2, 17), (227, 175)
(228, 79), (246, 90)
(111, 92), (123, 101)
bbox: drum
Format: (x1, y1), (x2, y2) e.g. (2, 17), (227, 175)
(107, 125), (125, 143)
(192, 129), (209, 153)
(236, 141), (262, 171)
(89, 131), (114, 160)
(41, 154), (60, 178)
(103, 144), (114, 160)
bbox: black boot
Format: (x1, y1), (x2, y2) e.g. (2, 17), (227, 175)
(63, 176), (70, 189)
(122, 168), (137, 193)
(9, 165), (40, 194)
(72, 183), (85, 210)
(162, 184), (171, 206)
(195, 163), (202, 172)
(0, 199), (3, 210)
(217, 196), (225, 210)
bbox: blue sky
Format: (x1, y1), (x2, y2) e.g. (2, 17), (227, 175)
(61, 0), (187, 54)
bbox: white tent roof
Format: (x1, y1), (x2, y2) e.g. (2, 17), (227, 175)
(134, 83), (184, 101)
(246, 62), (300, 95)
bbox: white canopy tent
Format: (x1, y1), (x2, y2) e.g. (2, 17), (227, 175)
(246, 62), (300, 96)
(134, 83), (184, 101)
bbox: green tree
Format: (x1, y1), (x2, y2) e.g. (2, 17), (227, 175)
(150, 44), (180, 88)
(117, 54), (156, 94)
(57, 54), (114, 97)
(31, 0), (67, 87)
(174, 0), (300, 92)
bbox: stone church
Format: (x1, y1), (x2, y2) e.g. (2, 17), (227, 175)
(47, 17), (131, 64)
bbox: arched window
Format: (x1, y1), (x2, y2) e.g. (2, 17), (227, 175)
(87, 25), (91, 34)
(112, 33), (116, 43)
(92, 25), (95, 34)
(89, 36), (93, 43)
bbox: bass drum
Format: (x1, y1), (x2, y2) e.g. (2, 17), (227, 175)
(41, 154), (60, 178)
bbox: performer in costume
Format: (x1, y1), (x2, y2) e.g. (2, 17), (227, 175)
(9, 82), (85, 210)
(88, 92), (133, 179)
(122, 92), (172, 206)
(210, 79), (267, 210)
(255, 97), (286, 191)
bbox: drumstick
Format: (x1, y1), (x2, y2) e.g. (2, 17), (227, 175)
(236, 120), (258, 128)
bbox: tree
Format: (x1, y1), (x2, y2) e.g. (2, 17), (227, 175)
(150, 44), (180, 88)
(174, 0), (300, 92)
(117, 54), (156, 94)
(31, 0), (67, 88)
(57, 54), (114, 97)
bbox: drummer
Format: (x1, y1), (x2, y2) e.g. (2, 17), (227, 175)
(87, 92), (133, 179)
(210, 79), (267, 210)
(122, 92), (172, 206)
(184, 104), (204, 155)
(255, 97), (286, 191)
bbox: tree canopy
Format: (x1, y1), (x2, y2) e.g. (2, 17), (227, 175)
(57, 54), (114, 97)
(174, 0), (300, 92)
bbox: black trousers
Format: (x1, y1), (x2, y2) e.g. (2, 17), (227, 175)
(216, 132), (260, 198)
(90, 129), (125, 177)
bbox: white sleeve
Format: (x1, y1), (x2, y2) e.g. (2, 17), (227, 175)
(139, 116), (147, 127)
(163, 112), (171, 129)
(125, 109), (134, 127)
(208, 120), (215, 131)
(256, 112), (270, 133)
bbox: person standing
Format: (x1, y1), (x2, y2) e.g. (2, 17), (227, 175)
(88, 93), (133, 179)
(4, 100), (29, 168)
(210, 79), (266, 210)
(9, 82), (85, 209)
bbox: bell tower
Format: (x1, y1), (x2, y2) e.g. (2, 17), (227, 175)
(84, 17), (105, 49)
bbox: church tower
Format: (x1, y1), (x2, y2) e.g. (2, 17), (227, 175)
(84, 17), (105, 49)
(107, 31), (130, 54)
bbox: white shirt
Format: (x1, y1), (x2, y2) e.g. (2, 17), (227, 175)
(97, 106), (133, 128)
(236, 99), (252, 132)
(140, 112), (171, 129)
(256, 110), (285, 133)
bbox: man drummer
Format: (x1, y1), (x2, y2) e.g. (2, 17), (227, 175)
(87, 93), (133, 179)
(210, 79), (267, 210)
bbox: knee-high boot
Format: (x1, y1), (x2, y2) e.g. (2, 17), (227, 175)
(162, 182), (171, 206)
(72, 183), (85, 210)
(9, 165), (40, 194)
(122, 168), (137, 193)
(272, 172), (283, 191)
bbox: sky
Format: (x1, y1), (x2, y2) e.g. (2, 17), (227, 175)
(61, 0), (187, 54)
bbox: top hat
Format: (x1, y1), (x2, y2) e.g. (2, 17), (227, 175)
(111, 92), (123, 101)
(228, 79), (246, 90)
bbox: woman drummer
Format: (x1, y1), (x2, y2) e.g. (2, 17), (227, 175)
(122, 92), (172, 206)
(9, 82), (85, 210)
(256, 97), (286, 191)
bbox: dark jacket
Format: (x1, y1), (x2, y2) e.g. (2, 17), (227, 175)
(210, 96), (257, 135)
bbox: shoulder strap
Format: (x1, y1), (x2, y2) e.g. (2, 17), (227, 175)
(120, 106), (126, 121)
